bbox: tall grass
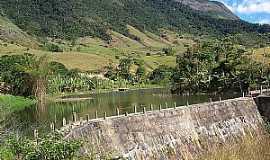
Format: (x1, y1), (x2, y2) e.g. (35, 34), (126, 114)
(199, 135), (270, 160)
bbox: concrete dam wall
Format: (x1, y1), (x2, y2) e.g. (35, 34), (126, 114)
(64, 97), (265, 159)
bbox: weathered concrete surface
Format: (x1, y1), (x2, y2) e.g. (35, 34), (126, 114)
(65, 97), (264, 159)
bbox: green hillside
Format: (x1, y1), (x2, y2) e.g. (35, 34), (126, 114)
(0, 0), (270, 72)
(1, 0), (270, 41)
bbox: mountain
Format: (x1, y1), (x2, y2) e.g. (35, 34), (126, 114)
(174, 0), (239, 20)
(0, 0), (269, 42)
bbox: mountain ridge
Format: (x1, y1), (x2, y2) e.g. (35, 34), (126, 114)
(173, 0), (239, 20)
(0, 0), (269, 43)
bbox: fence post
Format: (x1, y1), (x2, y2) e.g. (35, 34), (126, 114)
(219, 97), (222, 102)
(242, 92), (245, 97)
(150, 104), (153, 111)
(73, 112), (77, 122)
(80, 117), (83, 124)
(134, 105), (137, 113)
(165, 102), (168, 109)
(159, 104), (162, 111)
(86, 114), (90, 122)
(125, 112), (128, 116)
(54, 114), (57, 125)
(174, 102), (177, 109)
(117, 108), (120, 116)
(143, 107), (146, 114)
(260, 85), (263, 94)
(34, 129), (39, 144)
(95, 110), (98, 119)
(50, 122), (55, 132)
(62, 117), (67, 126)
(103, 112), (107, 120)
(186, 100), (189, 107)
(209, 98), (212, 103)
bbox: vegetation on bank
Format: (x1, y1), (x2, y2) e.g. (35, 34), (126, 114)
(1, 36), (270, 101)
(0, 133), (81, 160)
(0, 95), (36, 112)
(0, 95), (36, 122)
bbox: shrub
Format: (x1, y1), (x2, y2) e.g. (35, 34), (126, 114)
(0, 133), (81, 160)
(162, 47), (175, 56)
(146, 52), (151, 56)
(45, 43), (63, 52)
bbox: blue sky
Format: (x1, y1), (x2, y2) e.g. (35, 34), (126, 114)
(215, 0), (270, 24)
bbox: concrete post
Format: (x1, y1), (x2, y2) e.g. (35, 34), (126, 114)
(219, 97), (222, 102)
(186, 100), (189, 107)
(125, 112), (128, 116)
(62, 117), (67, 126)
(73, 112), (77, 122)
(86, 114), (90, 122)
(159, 104), (162, 110)
(150, 104), (153, 111)
(260, 85), (263, 94)
(134, 105), (137, 113)
(95, 110), (98, 119)
(117, 108), (120, 116)
(165, 102), (168, 109)
(103, 112), (107, 120)
(34, 129), (38, 138)
(34, 129), (39, 144)
(54, 114), (57, 124)
(209, 98), (212, 103)
(143, 107), (146, 114)
(174, 102), (177, 109)
(242, 92), (245, 97)
(50, 122), (55, 131)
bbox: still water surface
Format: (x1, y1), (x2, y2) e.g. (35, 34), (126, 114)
(8, 88), (240, 135)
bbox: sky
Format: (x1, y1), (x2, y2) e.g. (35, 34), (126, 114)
(215, 0), (270, 24)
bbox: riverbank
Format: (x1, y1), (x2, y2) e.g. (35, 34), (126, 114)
(0, 95), (36, 122)
(49, 84), (166, 102)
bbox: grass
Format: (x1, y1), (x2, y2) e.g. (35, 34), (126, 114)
(0, 95), (36, 112)
(0, 95), (36, 122)
(0, 16), (40, 48)
(199, 134), (270, 160)
(0, 23), (190, 72)
(252, 46), (270, 64)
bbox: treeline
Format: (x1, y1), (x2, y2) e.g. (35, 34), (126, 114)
(0, 0), (270, 41)
(1, 37), (269, 99)
(171, 39), (269, 94)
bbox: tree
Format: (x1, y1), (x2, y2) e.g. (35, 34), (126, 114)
(135, 65), (146, 83)
(0, 54), (51, 102)
(118, 57), (133, 81)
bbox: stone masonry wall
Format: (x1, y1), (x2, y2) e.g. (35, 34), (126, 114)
(65, 97), (264, 160)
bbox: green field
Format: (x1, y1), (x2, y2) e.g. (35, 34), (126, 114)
(0, 25), (191, 72)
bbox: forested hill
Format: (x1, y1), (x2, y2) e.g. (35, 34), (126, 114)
(0, 0), (269, 41)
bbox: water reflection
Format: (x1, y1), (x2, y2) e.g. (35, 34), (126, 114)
(8, 88), (240, 136)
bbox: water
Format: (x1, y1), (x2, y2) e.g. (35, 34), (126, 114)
(6, 88), (240, 136)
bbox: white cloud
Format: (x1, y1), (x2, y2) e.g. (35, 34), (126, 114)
(218, 0), (270, 14)
(236, 0), (270, 14)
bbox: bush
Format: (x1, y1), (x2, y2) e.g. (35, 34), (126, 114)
(162, 47), (175, 56)
(45, 43), (63, 52)
(0, 133), (81, 160)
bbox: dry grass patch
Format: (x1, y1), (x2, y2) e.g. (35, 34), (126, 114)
(52, 52), (111, 71)
(199, 135), (270, 160)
